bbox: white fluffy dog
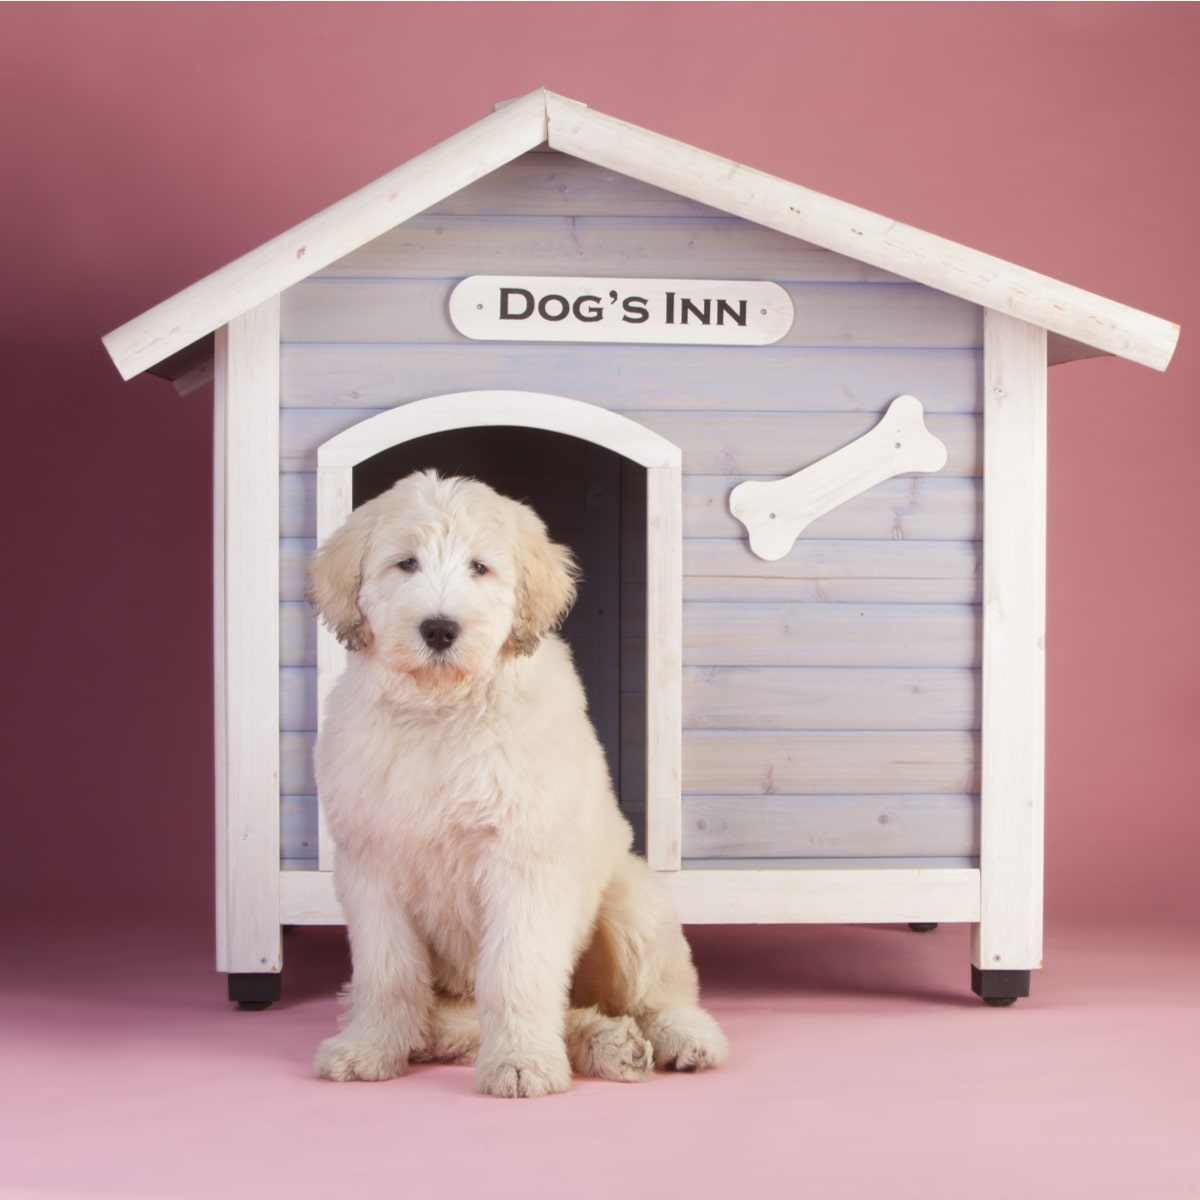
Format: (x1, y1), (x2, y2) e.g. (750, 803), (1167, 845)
(307, 470), (727, 1097)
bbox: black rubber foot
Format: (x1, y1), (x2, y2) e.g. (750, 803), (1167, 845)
(971, 966), (1030, 1007)
(908, 922), (938, 933)
(229, 972), (282, 1010)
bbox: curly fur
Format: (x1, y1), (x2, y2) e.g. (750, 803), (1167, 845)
(307, 471), (727, 1097)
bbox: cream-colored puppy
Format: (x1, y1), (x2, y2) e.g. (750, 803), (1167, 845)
(307, 471), (727, 1097)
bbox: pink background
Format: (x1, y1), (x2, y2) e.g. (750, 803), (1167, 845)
(2, 1), (1197, 933)
(2, 8), (1198, 1199)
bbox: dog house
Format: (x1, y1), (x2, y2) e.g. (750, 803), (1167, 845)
(103, 89), (1178, 1008)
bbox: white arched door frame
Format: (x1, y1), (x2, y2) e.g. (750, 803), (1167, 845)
(315, 391), (683, 872)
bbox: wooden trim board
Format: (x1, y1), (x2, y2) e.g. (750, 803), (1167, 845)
(280, 864), (981, 926)
(973, 311), (1047, 973)
(214, 298), (283, 975)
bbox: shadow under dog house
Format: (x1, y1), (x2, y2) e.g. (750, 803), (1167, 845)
(103, 89), (1178, 1008)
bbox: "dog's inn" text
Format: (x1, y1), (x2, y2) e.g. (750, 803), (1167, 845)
(449, 276), (794, 346)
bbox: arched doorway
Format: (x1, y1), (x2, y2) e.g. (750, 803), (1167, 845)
(315, 391), (683, 871)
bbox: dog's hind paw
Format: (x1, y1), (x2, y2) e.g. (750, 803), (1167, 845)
(410, 999), (480, 1065)
(641, 1007), (729, 1072)
(314, 1033), (406, 1082)
(567, 1010), (654, 1082)
(475, 1049), (571, 1098)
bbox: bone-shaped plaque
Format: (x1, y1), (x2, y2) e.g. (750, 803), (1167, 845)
(729, 394), (948, 562)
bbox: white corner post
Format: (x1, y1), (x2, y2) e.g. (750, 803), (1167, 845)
(214, 298), (283, 991)
(974, 310), (1047, 996)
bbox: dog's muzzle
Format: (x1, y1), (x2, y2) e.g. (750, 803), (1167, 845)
(420, 617), (461, 654)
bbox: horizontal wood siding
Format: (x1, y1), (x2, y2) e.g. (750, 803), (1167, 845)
(684, 794), (979, 859)
(280, 345), (981, 413)
(312, 215), (918, 283)
(282, 409), (981, 475)
(284, 277), (980, 348)
(277, 152), (982, 868)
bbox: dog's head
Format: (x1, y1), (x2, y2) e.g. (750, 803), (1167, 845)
(307, 471), (579, 685)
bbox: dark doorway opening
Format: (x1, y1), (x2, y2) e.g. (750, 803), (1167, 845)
(353, 426), (648, 847)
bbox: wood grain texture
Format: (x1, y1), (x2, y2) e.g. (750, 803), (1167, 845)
(678, 539), (982, 604)
(280, 344), (982, 414)
(681, 730), (979, 796)
(281, 796), (318, 862)
(973, 312), (1047, 973)
(645, 463), (683, 870)
(661, 865), (981, 924)
(278, 863), (982, 926)
(683, 793), (979, 859)
(421, 151), (734, 219)
(281, 409), (982, 475)
(214, 298), (282, 976)
(313, 215), (917, 283)
(681, 601), (980, 668)
(286, 469), (981, 542)
(680, 665), (979, 731)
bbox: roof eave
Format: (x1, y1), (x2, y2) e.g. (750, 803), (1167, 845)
(543, 92), (1179, 372)
(102, 87), (551, 382)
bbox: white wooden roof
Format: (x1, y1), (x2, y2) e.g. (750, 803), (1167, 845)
(103, 87), (1178, 383)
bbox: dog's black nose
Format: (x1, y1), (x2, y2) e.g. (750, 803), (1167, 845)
(420, 617), (460, 652)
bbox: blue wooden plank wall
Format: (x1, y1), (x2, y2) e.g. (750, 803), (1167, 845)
(277, 152), (982, 867)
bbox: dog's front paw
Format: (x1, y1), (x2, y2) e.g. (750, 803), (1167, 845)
(641, 1007), (729, 1072)
(314, 1033), (407, 1082)
(475, 1048), (571, 1098)
(567, 1010), (654, 1082)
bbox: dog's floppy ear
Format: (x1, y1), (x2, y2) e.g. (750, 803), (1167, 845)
(508, 504), (580, 657)
(306, 502), (378, 651)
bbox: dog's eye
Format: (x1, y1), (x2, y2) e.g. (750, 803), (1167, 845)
(397, 558), (419, 573)
(469, 561), (489, 577)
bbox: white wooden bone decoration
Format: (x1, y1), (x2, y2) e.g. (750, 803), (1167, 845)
(729, 394), (948, 561)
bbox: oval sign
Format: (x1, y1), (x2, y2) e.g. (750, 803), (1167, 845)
(449, 276), (793, 346)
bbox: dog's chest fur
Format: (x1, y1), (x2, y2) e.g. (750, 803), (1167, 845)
(317, 640), (597, 980)
(326, 676), (524, 851)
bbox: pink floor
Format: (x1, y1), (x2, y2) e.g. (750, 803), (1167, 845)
(3, 917), (1197, 1200)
